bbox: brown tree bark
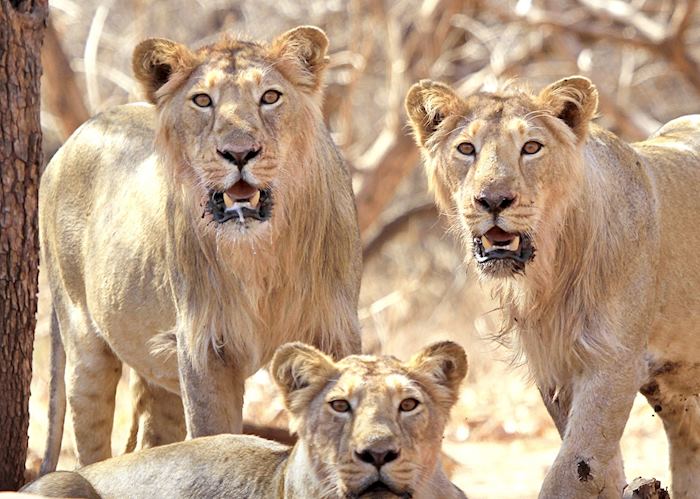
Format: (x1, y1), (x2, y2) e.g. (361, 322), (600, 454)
(0, 0), (48, 490)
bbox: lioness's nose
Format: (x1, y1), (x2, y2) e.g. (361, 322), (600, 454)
(217, 145), (262, 170)
(474, 192), (517, 214)
(354, 447), (400, 468)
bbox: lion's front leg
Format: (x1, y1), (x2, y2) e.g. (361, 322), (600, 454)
(539, 360), (642, 499)
(176, 339), (245, 438)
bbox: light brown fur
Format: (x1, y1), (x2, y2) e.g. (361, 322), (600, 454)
(38, 26), (361, 473)
(406, 76), (700, 498)
(24, 342), (468, 499)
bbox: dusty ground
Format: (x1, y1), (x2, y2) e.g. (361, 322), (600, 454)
(26, 224), (670, 498)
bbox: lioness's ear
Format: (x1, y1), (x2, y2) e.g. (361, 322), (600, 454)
(408, 341), (468, 410)
(270, 26), (329, 92)
(538, 76), (598, 143)
(405, 80), (462, 147)
(271, 342), (337, 418)
(132, 38), (198, 104)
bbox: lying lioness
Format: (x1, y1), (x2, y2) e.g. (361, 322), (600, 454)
(23, 342), (468, 499)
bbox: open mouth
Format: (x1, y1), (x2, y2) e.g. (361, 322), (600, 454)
(473, 227), (535, 267)
(206, 180), (272, 224)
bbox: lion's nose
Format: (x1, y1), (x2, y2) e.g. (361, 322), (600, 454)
(474, 192), (517, 214)
(217, 145), (262, 170)
(354, 447), (400, 468)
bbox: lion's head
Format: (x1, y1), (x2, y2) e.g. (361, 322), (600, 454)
(405, 76), (598, 278)
(132, 26), (330, 237)
(271, 341), (467, 498)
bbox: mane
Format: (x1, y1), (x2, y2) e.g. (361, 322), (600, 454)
(151, 48), (360, 372)
(485, 120), (629, 389)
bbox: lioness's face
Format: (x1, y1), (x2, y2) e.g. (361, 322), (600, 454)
(132, 27), (330, 236)
(272, 342), (468, 498)
(406, 77), (598, 278)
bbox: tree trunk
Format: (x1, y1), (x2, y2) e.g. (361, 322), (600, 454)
(0, 0), (48, 490)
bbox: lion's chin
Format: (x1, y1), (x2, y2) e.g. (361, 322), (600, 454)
(472, 226), (535, 276)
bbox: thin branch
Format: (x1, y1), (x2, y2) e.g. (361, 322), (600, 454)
(363, 202), (439, 262)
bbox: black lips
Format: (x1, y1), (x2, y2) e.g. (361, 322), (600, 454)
(357, 481), (412, 498)
(472, 234), (535, 274)
(206, 189), (273, 224)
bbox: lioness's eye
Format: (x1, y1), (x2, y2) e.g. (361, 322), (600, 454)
(192, 93), (212, 108)
(522, 141), (543, 155)
(260, 89), (282, 105)
(399, 398), (420, 412)
(456, 142), (475, 156)
(329, 399), (351, 413)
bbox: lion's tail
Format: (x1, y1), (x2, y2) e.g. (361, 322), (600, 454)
(39, 307), (66, 476)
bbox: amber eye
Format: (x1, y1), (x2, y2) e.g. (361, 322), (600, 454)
(260, 89), (282, 105)
(522, 141), (543, 155)
(399, 398), (420, 412)
(192, 93), (212, 108)
(329, 399), (351, 413)
(456, 142), (475, 156)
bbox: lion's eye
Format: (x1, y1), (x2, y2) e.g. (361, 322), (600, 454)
(260, 89), (282, 106)
(522, 141), (543, 155)
(399, 398), (420, 412)
(329, 399), (351, 413)
(192, 93), (212, 108)
(456, 142), (475, 156)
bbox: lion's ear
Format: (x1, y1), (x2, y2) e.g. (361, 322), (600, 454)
(270, 26), (329, 92)
(405, 80), (462, 148)
(271, 342), (337, 418)
(132, 38), (197, 104)
(408, 341), (468, 410)
(538, 76), (598, 143)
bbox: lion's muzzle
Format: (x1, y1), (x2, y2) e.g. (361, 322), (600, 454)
(473, 226), (535, 274)
(207, 179), (273, 224)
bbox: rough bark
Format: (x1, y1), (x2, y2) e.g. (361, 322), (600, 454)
(0, 0), (48, 490)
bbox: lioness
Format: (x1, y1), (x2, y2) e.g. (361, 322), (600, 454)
(24, 342), (468, 499)
(39, 26), (361, 472)
(406, 76), (700, 498)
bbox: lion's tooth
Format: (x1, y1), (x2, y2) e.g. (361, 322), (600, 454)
(223, 192), (234, 209)
(507, 236), (520, 252)
(482, 236), (493, 250)
(250, 190), (261, 207)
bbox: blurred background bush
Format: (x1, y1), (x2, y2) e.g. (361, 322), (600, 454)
(31, 0), (700, 496)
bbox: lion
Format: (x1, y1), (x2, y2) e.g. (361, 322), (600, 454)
(38, 26), (362, 473)
(405, 76), (700, 498)
(24, 342), (468, 499)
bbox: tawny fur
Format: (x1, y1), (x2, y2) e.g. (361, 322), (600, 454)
(24, 343), (468, 499)
(38, 26), (361, 472)
(406, 76), (700, 498)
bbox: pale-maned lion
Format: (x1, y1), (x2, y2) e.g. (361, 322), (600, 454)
(38, 26), (361, 473)
(24, 342), (469, 499)
(406, 76), (700, 498)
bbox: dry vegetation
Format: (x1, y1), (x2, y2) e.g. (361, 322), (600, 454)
(29, 0), (700, 497)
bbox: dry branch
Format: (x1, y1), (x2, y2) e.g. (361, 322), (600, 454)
(41, 20), (90, 141)
(622, 477), (669, 499)
(363, 202), (438, 262)
(354, 0), (471, 236)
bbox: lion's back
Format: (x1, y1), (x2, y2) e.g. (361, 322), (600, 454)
(80, 435), (289, 499)
(633, 116), (700, 363)
(39, 102), (172, 341)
